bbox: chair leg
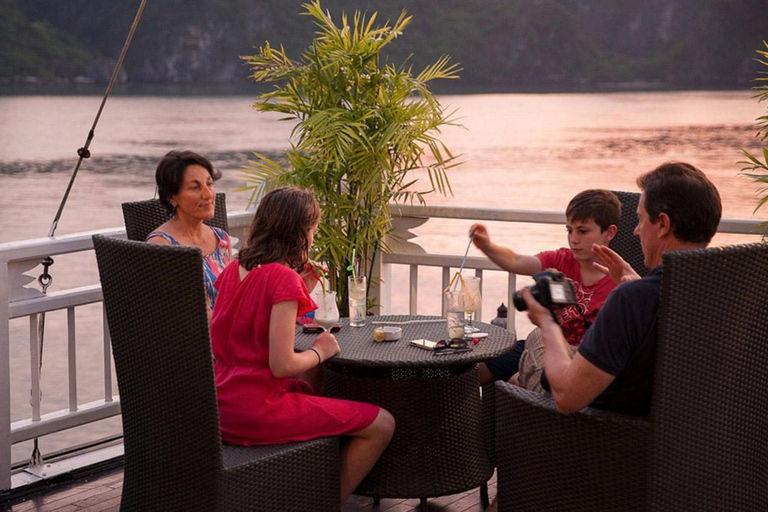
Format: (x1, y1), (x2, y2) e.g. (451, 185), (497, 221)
(480, 482), (490, 509)
(420, 497), (428, 511)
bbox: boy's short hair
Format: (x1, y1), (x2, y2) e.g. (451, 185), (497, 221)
(565, 189), (621, 232)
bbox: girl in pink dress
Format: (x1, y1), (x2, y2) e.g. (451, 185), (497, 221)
(210, 185), (395, 504)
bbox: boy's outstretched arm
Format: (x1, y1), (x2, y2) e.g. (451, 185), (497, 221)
(470, 223), (542, 276)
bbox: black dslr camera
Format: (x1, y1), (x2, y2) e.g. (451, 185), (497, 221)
(513, 269), (578, 312)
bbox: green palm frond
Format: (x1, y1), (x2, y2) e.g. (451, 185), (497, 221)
(241, 0), (462, 313)
(740, 42), (768, 233)
(238, 151), (301, 205)
(415, 55), (462, 84)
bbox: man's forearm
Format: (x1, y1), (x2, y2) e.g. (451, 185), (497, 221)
(539, 320), (615, 413)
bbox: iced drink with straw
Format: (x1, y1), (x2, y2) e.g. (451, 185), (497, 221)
(348, 276), (366, 327)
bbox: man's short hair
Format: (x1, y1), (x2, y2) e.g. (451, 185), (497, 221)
(637, 162), (722, 244)
(565, 189), (621, 232)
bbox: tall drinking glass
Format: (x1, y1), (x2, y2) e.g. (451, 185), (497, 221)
(444, 290), (466, 340)
(314, 291), (340, 332)
(462, 276), (482, 334)
(348, 276), (367, 327)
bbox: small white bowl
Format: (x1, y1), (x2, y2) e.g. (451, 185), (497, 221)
(381, 326), (402, 341)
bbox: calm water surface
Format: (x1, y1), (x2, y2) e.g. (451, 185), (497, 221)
(0, 91), (764, 462)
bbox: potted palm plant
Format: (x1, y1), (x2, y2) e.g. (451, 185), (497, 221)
(740, 40), (768, 234)
(240, 0), (461, 314)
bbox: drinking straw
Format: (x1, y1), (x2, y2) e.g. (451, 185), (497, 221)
(452, 234), (474, 291)
(372, 319), (446, 325)
(346, 247), (358, 281)
(309, 261), (327, 294)
(444, 271), (466, 294)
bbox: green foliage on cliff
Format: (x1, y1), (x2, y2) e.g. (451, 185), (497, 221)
(6, 0), (768, 90)
(0, 0), (91, 80)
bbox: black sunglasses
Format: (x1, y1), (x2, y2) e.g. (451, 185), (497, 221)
(434, 338), (471, 354)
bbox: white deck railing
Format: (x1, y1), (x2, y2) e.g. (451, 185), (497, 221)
(0, 205), (762, 491)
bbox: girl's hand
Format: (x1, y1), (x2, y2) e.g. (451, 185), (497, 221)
(591, 244), (641, 284)
(312, 331), (340, 362)
(300, 261), (328, 292)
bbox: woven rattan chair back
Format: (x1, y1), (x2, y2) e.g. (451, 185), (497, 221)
(121, 192), (228, 241)
(94, 235), (222, 510)
(95, 235), (340, 511)
(650, 243), (768, 509)
(609, 190), (648, 277)
(494, 242), (768, 512)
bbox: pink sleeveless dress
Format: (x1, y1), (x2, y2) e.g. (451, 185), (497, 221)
(210, 262), (379, 445)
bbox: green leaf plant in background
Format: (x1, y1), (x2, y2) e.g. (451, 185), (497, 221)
(240, 0), (462, 315)
(739, 40), (768, 236)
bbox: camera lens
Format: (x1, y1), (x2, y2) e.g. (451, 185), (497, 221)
(512, 290), (527, 311)
(513, 284), (542, 311)
(513, 284), (539, 311)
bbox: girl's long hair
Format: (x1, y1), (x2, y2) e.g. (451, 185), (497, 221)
(238, 185), (320, 272)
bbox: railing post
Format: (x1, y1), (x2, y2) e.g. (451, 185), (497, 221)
(441, 267), (451, 317)
(507, 273), (517, 331)
(475, 269), (484, 320)
(29, 315), (41, 421)
(370, 246), (384, 316)
(67, 307), (78, 411)
(0, 259), (11, 491)
(409, 265), (418, 315)
(379, 261), (392, 314)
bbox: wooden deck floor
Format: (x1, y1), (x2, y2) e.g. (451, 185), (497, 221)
(1, 468), (497, 512)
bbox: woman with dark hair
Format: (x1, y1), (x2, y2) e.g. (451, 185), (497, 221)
(210, 185), (395, 504)
(147, 150), (232, 317)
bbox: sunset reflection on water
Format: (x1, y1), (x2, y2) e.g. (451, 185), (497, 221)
(0, 90), (764, 462)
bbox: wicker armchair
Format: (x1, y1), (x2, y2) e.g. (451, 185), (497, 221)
(609, 190), (648, 277)
(93, 235), (339, 511)
(495, 243), (768, 511)
(121, 192), (228, 241)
